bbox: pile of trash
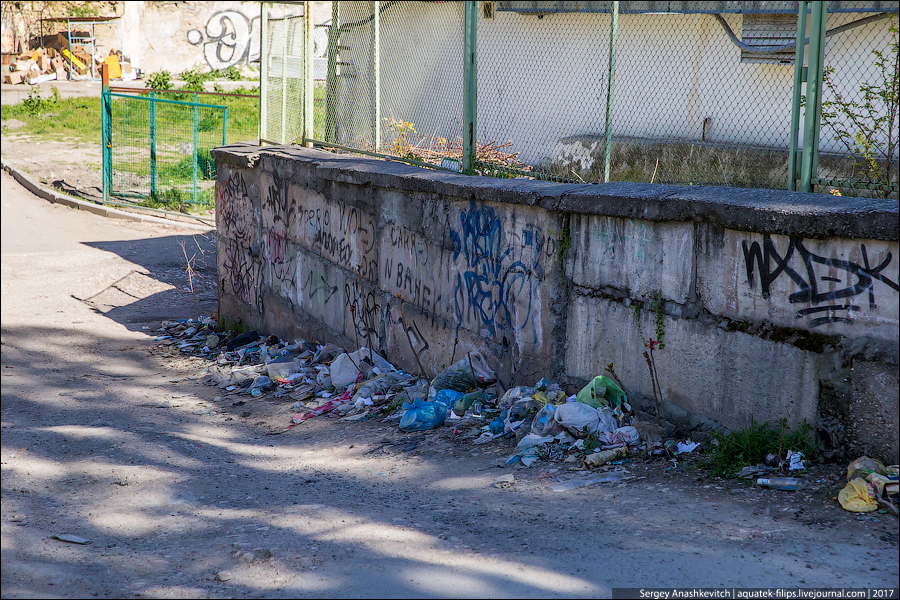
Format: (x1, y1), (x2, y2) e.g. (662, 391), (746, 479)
(154, 318), (697, 480)
(836, 457), (899, 516)
(3, 36), (136, 85)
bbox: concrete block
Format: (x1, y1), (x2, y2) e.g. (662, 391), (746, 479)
(697, 226), (899, 342)
(567, 214), (693, 303)
(565, 295), (820, 431)
(846, 361), (900, 465)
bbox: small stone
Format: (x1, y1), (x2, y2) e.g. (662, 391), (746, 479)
(240, 552), (255, 563)
(215, 571), (234, 582)
(206, 334), (220, 349)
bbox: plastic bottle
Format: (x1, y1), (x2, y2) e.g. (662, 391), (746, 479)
(584, 446), (627, 467)
(756, 477), (806, 491)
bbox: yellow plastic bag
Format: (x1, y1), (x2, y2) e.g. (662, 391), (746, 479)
(838, 478), (878, 512)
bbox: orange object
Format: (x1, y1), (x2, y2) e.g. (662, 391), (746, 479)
(104, 55), (121, 79)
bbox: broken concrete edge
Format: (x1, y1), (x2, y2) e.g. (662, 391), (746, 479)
(0, 157), (215, 233)
(214, 143), (900, 242)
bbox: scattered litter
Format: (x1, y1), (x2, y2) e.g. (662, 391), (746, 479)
(493, 474), (515, 488)
(677, 440), (700, 454)
(51, 533), (91, 544)
(552, 472), (631, 492)
(838, 478), (878, 512)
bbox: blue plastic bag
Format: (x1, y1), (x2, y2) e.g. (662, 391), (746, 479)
(399, 398), (450, 432)
(433, 388), (465, 406)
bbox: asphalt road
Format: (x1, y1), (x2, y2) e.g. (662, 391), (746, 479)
(2, 170), (898, 599)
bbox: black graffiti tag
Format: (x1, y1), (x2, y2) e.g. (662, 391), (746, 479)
(742, 235), (898, 327)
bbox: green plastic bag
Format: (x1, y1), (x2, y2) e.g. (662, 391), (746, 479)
(576, 376), (627, 410)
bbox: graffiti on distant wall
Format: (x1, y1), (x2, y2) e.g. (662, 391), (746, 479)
(742, 235), (898, 327)
(450, 202), (545, 343)
(187, 11), (260, 70)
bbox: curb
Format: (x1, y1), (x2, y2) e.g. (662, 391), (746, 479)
(1, 157), (215, 232)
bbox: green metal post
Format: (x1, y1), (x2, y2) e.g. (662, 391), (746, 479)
(304, 1), (314, 145)
(800, 3), (827, 193)
(150, 91), (157, 199)
(373, 1), (381, 152)
(281, 20), (288, 144)
(193, 92), (199, 205)
(462, 0), (478, 175)
(788, 2), (808, 191)
(260, 2), (268, 144)
(222, 106), (228, 182)
(602, 1), (619, 184)
(325, 1), (338, 143)
(101, 64), (111, 203)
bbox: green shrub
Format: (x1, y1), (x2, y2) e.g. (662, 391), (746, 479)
(147, 70), (173, 91)
(706, 417), (822, 478)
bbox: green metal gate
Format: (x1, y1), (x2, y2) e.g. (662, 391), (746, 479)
(101, 89), (227, 207)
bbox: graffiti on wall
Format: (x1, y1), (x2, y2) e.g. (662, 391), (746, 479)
(742, 235), (899, 327)
(222, 240), (262, 312)
(450, 202), (546, 343)
(217, 171), (252, 242)
(295, 193), (378, 282)
(187, 11), (260, 70)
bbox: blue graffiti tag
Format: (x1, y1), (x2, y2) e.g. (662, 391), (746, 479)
(450, 202), (544, 342)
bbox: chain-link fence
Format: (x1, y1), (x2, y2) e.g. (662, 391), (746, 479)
(261, 1), (898, 198)
(104, 88), (258, 207)
(815, 9), (898, 196)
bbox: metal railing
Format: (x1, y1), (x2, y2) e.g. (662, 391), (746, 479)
(101, 75), (259, 207)
(259, 1), (898, 198)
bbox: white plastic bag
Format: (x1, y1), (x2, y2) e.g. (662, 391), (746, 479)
(330, 347), (394, 388)
(555, 402), (601, 438)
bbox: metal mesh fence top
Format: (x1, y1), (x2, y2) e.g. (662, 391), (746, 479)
(262, 1), (898, 196)
(108, 92), (227, 206)
(817, 11), (898, 194)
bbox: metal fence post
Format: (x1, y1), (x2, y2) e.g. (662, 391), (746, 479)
(304, 1), (314, 146)
(800, 2), (827, 193)
(193, 92), (199, 204)
(150, 91), (157, 199)
(602, 1), (619, 184)
(260, 2), (268, 144)
(101, 63), (111, 203)
(462, 0), (478, 175)
(788, 2), (808, 192)
(373, 1), (381, 152)
(325, 1), (338, 143)
(281, 21), (289, 144)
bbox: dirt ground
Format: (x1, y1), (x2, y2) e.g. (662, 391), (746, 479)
(1, 133), (103, 200)
(2, 167), (898, 598)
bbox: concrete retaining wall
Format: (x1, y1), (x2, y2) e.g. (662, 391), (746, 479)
(212, 143), (899, 463)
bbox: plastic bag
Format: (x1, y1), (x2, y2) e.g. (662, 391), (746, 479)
(506, 434), (554, 466)
(601, 426), (640, 447)
(576, 375), (628, 410)
(497, 386), (535, 410)
(505, 399), (541, 433)
(352, 371), (413, 403)
(331, 347), (394, 389)
(847, 456), (887, 482)
(267, 360), (301, 381)
(555, 402), (601, 438)
(838, 478), (878, 512)
(596, 407), (618, 435)
(434, 388), (465, 407)
(531, 404), (563, 437)
(431, 351), (496, 392)
(399, 398), (450, 432)
(453, 389), (487, 417)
